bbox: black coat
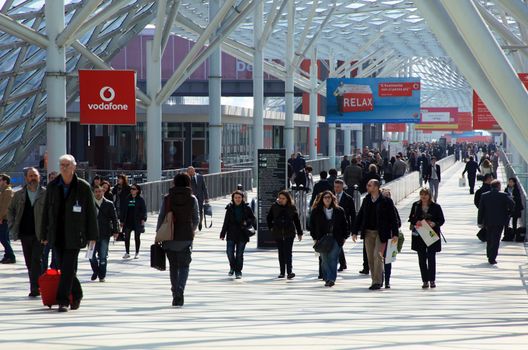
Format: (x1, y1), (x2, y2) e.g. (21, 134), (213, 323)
(220, 203), (256, 243)
(474, 183), (492, 208)
(463, 160), (480, 177)
(41, 174), (99, 249)
(337, 191), (355, 234)
(354, 193), (399, 243)
(310, 206), (348, 246)
(112, 184), (131, 222)
(310, 180), (333, 206)
(408, 201), (445, 253)
(266, 202), (303, 239)
(424, 164), (441, 183)
(191, 173), (209, 207)
(96, 198), (119, 240)
(121, 195), (147, 233)
(505, 186), (524, 218)
(478, 189), (514, 227)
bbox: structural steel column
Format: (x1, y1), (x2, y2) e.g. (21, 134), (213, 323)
(209, 0), (222, 173)
(414, 0), (528, 160)
(45, 0), (67, 173)
(146, 40), (162, 181)
(253, 0), (264, 175)
(328, 52), (336, 169)
(309, 48), (318, 160)
(284, 0), (295, 154)
(356, 130), (363, 154)
(343, 128), (351, 156)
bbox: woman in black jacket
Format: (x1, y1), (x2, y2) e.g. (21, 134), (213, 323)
(220, 190), (256, 279)
(121, 184), (147, 259)
(408, 188), (445, 289)
(112, 174), (131, 223)
(266, 190), (303, 279)
(504, 177), (524, 239)
(310, 190), (348, 287)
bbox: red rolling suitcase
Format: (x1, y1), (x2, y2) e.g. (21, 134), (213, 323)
(38, 269), (72, 308)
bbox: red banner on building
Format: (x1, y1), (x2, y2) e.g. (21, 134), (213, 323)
(384, 123), (406, 132)
(473, 73), (528, 130)
(378, 82), (420, 97)
(455, 112), (473, 131)
(79, 70), (137, 125)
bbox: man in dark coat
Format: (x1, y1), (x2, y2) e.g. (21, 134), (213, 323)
(90, 185), (119, 282)
(462, 156), (481, 194)
(334, 179), (355, 272)
(478, 180), (514, 264)
(474, 173), (493, 208)
(41, 154), (98, 312)
(340, 156), (350, 176)
(187, 166), (209, 231)
(309, 171), (333, 207)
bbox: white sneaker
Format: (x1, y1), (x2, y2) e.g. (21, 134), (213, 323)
(134, 253), (139, 259)
(123, 253), (130, 259)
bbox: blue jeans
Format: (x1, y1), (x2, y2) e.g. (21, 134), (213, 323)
(89, 238), (110, 279)
(42, 243), (58, 271)
(166, 247), (192, 297)
(0, 221), (15, 260)
(320, 239), (341, 282)
(226, 240), (246, 273)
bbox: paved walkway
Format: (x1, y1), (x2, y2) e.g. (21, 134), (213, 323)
(1, 162), (527, 349)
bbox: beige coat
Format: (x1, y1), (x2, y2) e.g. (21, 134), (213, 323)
(7, 186), (46, 241)
(0, 186), (13, 221)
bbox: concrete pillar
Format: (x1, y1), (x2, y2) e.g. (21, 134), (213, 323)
(253, 1), (264, 173)
(328, 124), (336, 170)
(208, 0), (222, 173)
(284, 0), (295, 154)
(45, 0), (67, 173)
(356, 129), (363, 154)
(309, 48), (318, 160)
(146, 40), (162, 181)
(343, 128), (351, 156)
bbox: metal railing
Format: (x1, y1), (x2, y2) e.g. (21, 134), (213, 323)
(141, 168), (253, 213)
(306, 157), (330, 175)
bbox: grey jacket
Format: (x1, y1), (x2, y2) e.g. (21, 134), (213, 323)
(7, 186), (46, 241)
(392, 159), (407, 177)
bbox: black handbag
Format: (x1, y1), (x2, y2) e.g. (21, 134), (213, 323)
(313, 234), (335, 254)
(150, 243), (166, 271)
(242, 225), (256, 238)
(476, 228), (487, 242)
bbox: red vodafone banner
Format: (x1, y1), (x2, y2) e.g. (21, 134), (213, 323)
(79, 70), (136, 125)
(384, 123), (406, 132)
(473, 73), (528, 130)
(455, 112), (473, 131)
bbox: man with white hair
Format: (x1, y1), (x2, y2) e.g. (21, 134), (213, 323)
(41, 154), (98, 312)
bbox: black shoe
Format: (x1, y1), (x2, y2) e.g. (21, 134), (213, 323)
(70, 299), (81, 310)
(359, 269), (369, 275)
(172, 294), (184, 307)
(235, 272), (242, 279)
(317, 275), (323, 280)
(28, 291), (40, 297)
(369, 284), (382, 290)
(91, 272), (98, 281)
(489, 259), (497, 265)
(1, 257), (15, 264)
(287, 273), (296, 280)
(385, 284), (391, 289)
(228, 269), (235, 276)
(325, 281), (335, 287)
(422, 282), (429, 289)
(338, 266), (347, 272)
(58, 305), (68, 312)
(430, 281), (436, 288)
(277, 274), (285, 279)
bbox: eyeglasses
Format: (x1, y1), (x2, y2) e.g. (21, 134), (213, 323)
(131, 188), (138, 191)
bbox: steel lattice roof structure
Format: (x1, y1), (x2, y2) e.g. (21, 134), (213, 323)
(0, 0), (525, 170)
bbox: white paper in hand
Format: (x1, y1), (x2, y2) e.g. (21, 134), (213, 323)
(385, 240), (399, 264)
(85, 241), (96, 259)
(416, 220), (440, 247)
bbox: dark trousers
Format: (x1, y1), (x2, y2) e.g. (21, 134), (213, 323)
(124, 228), (141, 254)
(0, 221), (15, 259)
(417, 249), (436, 282)
(384, 263), (392, 286)
(226, 240), (246, 273)
(275, 236), (294, 275)
(339, 247), (347, 268)
(55, 247), (83, 306)
(42, 243), (58, 271)
(166, 248), (192, 297)
(362, 242), (369, 272)
(486, 225), (503, 261)
(20, 235), (43, 294)
(506, 217), (519, 232)
(468, 175), (476, 194)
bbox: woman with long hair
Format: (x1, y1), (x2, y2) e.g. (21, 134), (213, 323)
(121, 184), (147, 259)
(220, 190), (256, 279)
(408, 188), (445, 288)
(310, 190), (348, 287)
(504, 177), (524, 240)
(266, 190), (303, 279)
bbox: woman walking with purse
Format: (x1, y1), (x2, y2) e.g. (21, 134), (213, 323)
(408, 188), (445, 289)
(266, 190), (303, 279)
(121, 184), (147, 259)
(310, 190), (348, 287)
(156, 173), (199, 307)
(220, 190), (256, 279)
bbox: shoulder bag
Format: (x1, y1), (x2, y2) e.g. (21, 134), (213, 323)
(155, 197), (174, 242)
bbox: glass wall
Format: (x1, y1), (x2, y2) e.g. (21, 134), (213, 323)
(222, 123), (253, 164)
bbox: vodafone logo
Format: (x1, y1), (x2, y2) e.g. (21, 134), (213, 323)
(88, 85), (128, 111)
(100, 86), (115, 102)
